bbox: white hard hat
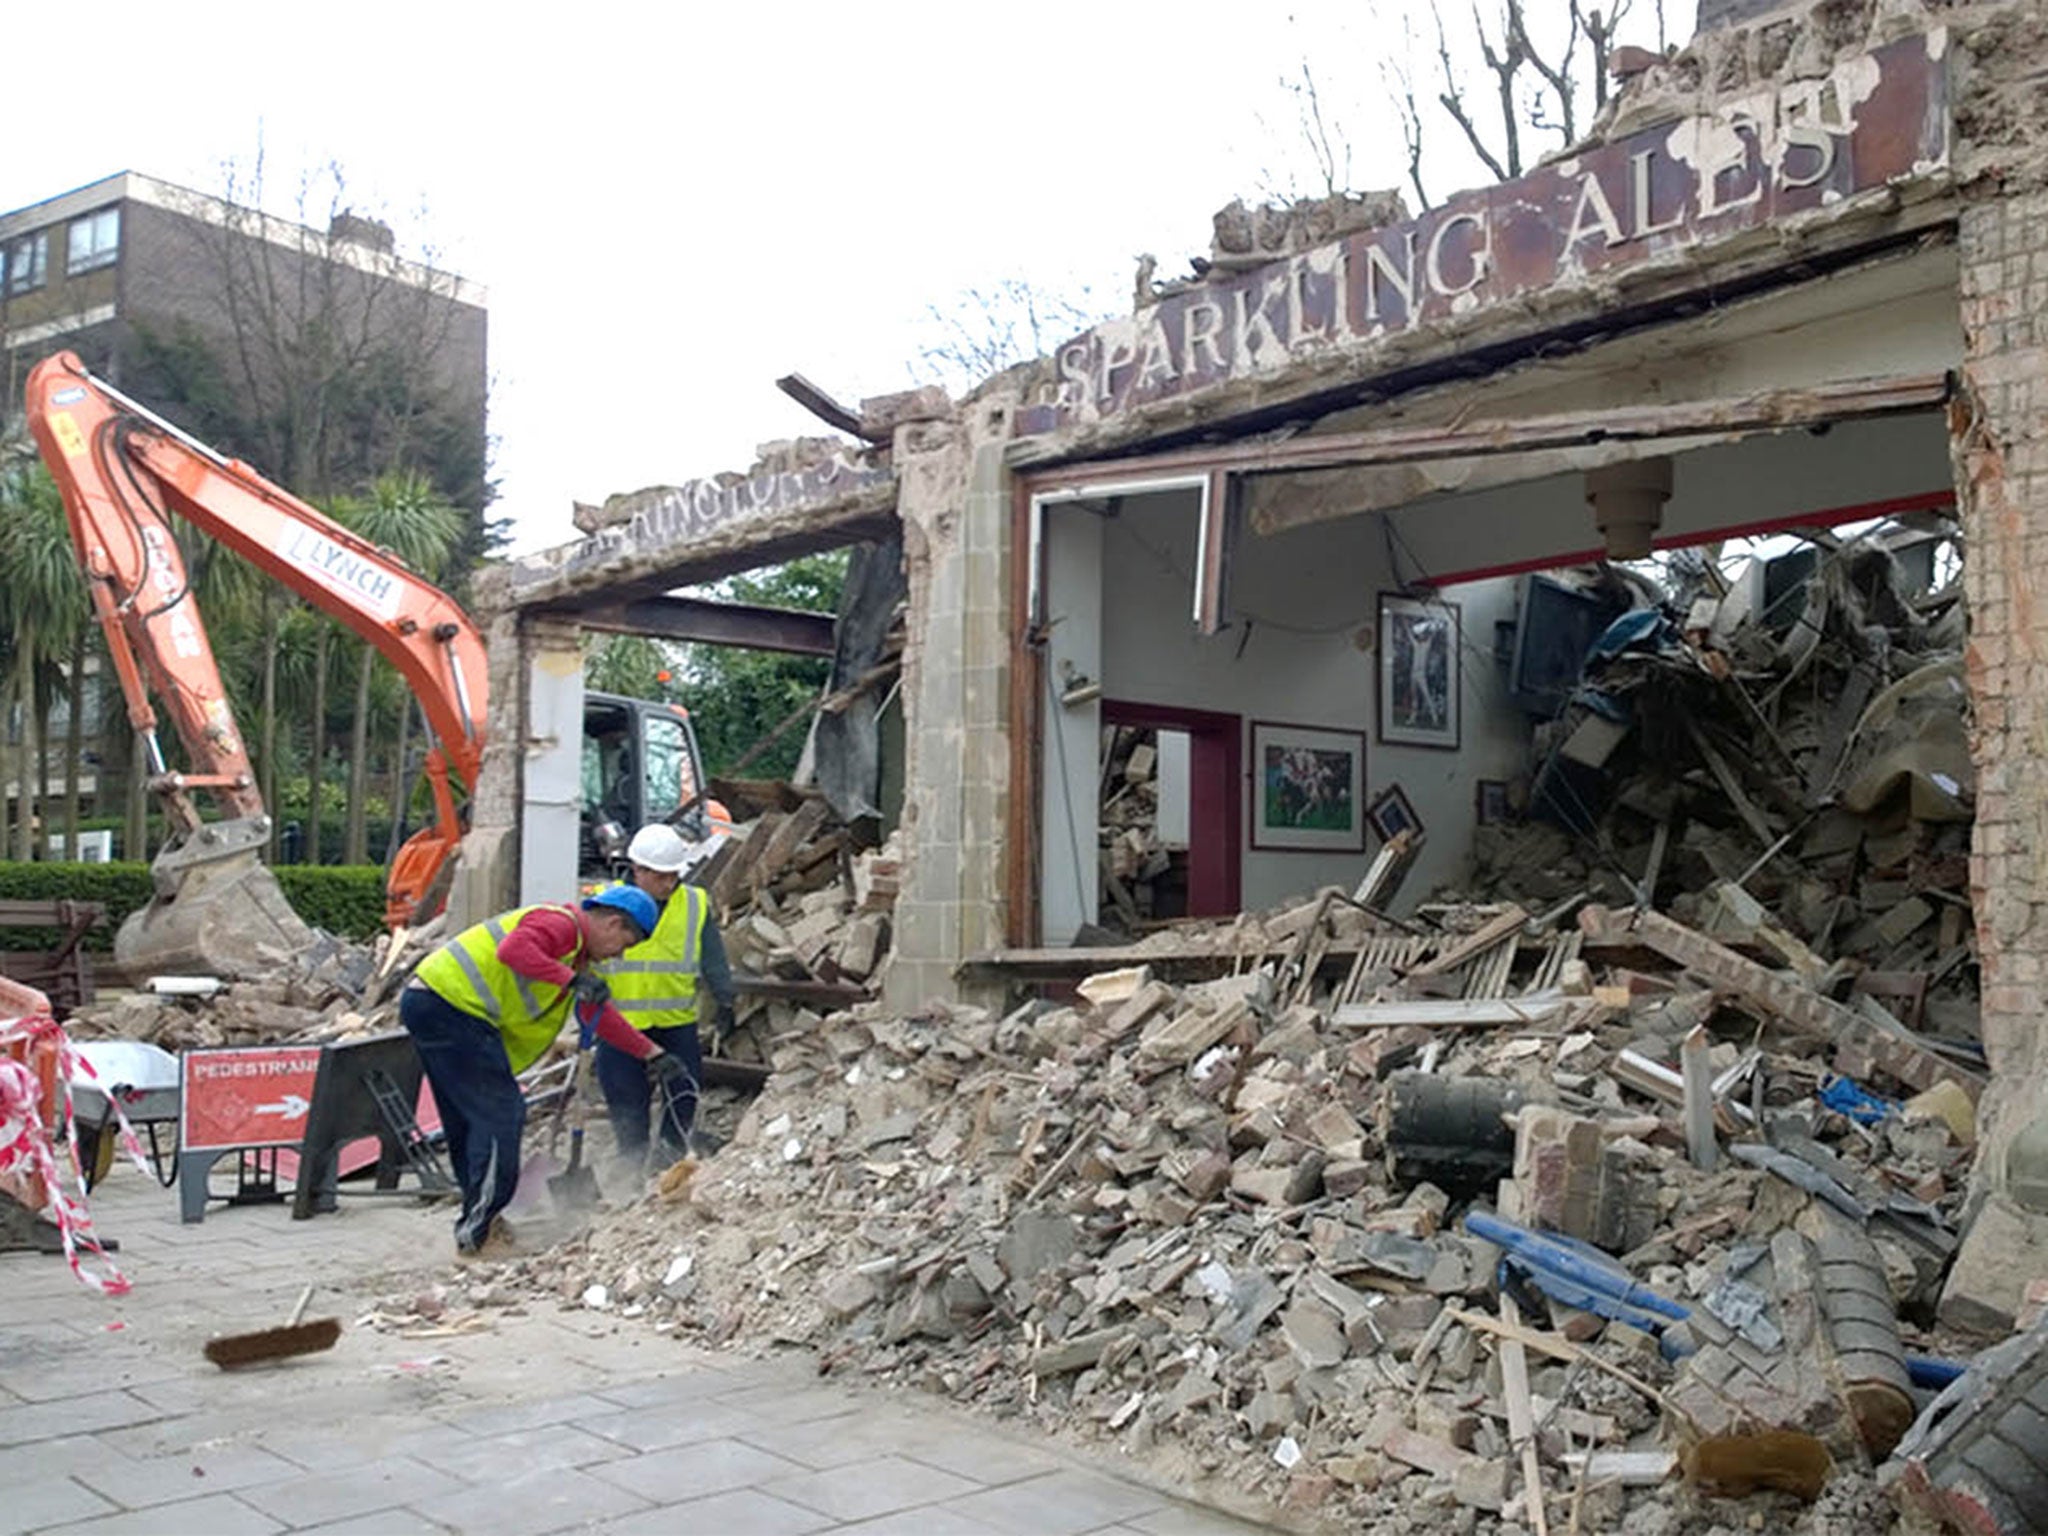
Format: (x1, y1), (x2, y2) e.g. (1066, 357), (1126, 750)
(625, 823), (691, 873)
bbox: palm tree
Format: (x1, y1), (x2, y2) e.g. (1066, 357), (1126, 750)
(0, 442), (88, 859)
(328, 472), (465, 864)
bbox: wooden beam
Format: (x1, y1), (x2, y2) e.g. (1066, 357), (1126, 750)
(1195, 469), (1237, 636)
(1405, 905), (1528, 980)
(775, 372), (879, 440)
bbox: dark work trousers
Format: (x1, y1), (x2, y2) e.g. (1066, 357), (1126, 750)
(400, 985), (527, 1250)
(594, 1023), (700, 1156)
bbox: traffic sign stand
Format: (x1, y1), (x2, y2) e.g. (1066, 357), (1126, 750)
(176, 1035), (452, 1224)
(178, 1045), (323, 1224)
(290, 1032), (449, 1220)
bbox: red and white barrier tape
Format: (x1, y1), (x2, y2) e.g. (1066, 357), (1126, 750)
(0, 1011), (153, 1295)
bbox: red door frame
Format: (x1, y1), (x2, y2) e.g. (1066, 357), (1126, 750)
(1100, 699), (1242, 918)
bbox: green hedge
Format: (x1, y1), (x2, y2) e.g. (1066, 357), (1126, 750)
(275, 866), (388, 940)
(0, 861), (387, 951)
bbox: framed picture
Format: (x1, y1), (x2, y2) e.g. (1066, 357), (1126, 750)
(1378, 593), (1461, 750)
(1368, 784), (1423, 844)
(1475, 779), (1511, 826)
(1250, 721), (1366, 852)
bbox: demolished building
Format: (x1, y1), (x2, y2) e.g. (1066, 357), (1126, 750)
(458, 0), (2048, 1411)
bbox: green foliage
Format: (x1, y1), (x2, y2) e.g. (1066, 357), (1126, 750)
(0, 862), (155, 951)
(0, 860), (386, 949)
(725, 551), (848, 613)
(129, 320), (262, 465)
(274, 865), (387, 938)
(329, 471), (468, 579)
(678, 553), (846, 782)
(586, 635), (673, 700)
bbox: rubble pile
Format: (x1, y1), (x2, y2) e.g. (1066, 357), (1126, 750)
(702, 782), (897, 1061)
(62, 921), (444, 1051)
(511, 878), (1995, 1532)
(1096, 728), (1177, 932)
(1468, 524), (1976, 1040)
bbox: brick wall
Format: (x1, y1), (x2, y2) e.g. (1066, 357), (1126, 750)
(1939, 184), (2048, 1329)
(1956, 187), (2048, 1136)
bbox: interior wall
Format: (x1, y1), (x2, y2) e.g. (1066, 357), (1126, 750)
(1029, 248), (1965, 940)
(1156, 731), (1191, 848)
(1084, 489), (1524, 914)
(1040, 506), (1105, 943)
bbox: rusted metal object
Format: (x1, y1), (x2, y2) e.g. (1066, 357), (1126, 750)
(571, 595), (837, 656)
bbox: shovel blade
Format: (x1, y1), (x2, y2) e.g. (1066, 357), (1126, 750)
(546, 1164), (603, 1211)
(505, 1151), (561, 1216)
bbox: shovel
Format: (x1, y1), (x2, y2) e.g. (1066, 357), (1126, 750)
(545, 1050), (602, 1213)
(507, 1001), (601, 1217)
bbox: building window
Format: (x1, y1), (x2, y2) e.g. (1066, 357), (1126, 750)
(4, 231), (48, 295)
(66, 207), (119, 274)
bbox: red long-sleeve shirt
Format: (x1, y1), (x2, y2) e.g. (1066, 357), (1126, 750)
(494, 906), (656, 1061)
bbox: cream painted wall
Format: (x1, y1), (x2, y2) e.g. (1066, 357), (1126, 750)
(1086, 489), (1526, 914)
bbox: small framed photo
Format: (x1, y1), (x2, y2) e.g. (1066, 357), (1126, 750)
(1475, 779), (1511, 826)
(1368, 784), (1423, 844)
(1378, 593), (1461, 750)
(1251, 721), (1366, 852)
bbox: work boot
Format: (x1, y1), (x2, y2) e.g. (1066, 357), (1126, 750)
(455, 1216), (519, 1264)
(687, 1127), (726, 1158)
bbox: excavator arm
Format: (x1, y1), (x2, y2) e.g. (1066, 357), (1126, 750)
(25, 350), (489, 973)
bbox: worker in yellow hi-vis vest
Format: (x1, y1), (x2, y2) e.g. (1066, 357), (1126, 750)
(402, 886), (687, 1257)
(593, 824), (738, 1162)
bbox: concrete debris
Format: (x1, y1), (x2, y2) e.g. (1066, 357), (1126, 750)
(1463, 527), (1978, 1056)
(700, 781), (898, 1060)
(1884, 1312), (2048, 1535)
(464, 827), (2006, 1533)
(32, 523), (2004, 1529)
(62, 920), (440, 1051)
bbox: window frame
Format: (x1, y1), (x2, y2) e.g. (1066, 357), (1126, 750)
(5, 230), (48, 295)
(65, 207), (120, 276)
(641, 713), (694, 821)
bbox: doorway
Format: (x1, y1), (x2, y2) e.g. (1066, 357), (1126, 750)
(1101, 700), (1240, 922)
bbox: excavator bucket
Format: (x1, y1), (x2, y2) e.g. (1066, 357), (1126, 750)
(115, 820), (315, 979)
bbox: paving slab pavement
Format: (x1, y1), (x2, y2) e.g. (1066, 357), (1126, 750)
(1, 1162), (1286, 1535)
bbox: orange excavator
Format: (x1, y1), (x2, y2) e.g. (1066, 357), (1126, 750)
(23, 350), (723, 976)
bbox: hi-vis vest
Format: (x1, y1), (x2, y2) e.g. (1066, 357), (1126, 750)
(599, 885), (708, 1031)
(416, 903), (584, 1072)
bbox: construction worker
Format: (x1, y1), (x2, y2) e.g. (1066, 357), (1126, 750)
(594, 823), (738, 1164)
(401, 886), (688, 1257)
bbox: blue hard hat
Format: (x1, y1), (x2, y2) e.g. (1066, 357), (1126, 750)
(582, 883), (659, 940)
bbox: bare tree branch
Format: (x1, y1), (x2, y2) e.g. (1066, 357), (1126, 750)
(1512, 0), (1582, 144)
(1433, 1), (1511, 181)
(1471, 0), (1526, 178)
(1289, 61), (1350, 198)
(911, 279), (1105, 392)
(1376, 7), (1434, 210)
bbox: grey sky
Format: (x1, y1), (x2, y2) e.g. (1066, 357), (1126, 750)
(5, 0), (1692, 554)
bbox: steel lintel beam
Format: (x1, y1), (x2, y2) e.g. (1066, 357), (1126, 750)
(1019, 372), (1954, 491)
(564, 595), (836, 656)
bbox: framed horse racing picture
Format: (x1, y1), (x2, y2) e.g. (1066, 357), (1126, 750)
(1250, 721), (1366, 852)
(1378, 593), (1461, 750)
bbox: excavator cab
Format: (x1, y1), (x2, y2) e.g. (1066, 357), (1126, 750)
(579, 691), (732, 881)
